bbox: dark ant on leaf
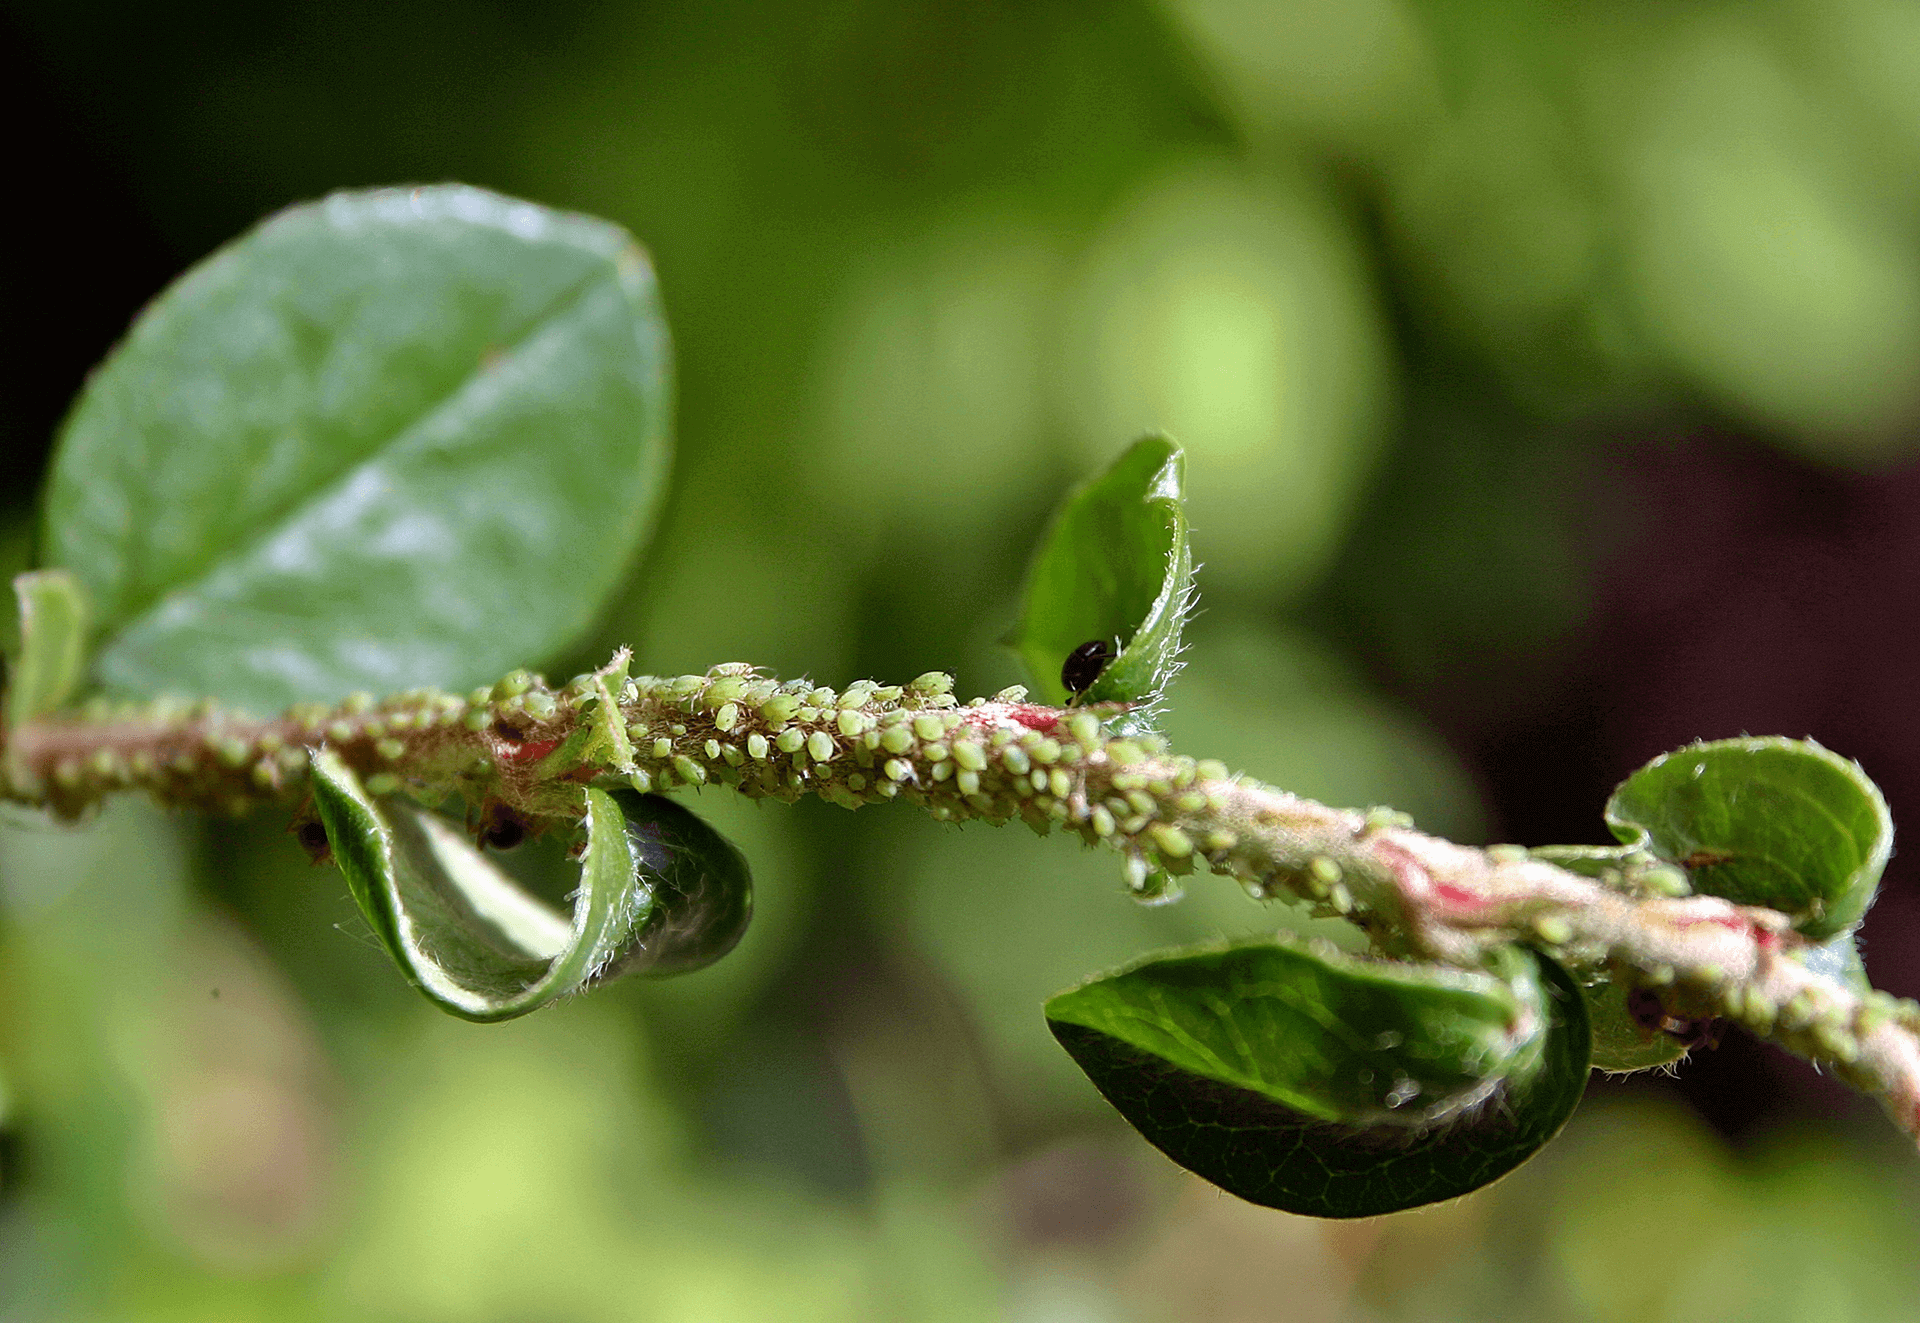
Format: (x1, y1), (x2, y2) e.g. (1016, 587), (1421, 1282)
(1061, 638), (1117, 703)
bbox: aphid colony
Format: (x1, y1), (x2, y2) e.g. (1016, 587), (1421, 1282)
(610, 664), (1244, 892)
(20, 656), (1279, 919)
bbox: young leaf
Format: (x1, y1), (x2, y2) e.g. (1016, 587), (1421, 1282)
(1605, 737), (1892, 939)
(308, 753), (750, 1021)
(1008, 436), (1192, 708)
(1046, 940), (1591, 1218)
(44, 185), (673, 712)
(6, 570), (89, 725)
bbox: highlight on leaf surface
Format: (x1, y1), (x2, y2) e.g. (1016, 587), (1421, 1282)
(43, 184), (673, 713)
(1605, 737), (1892, 939)
(1046, 939), (1591, 1218)
(307, 751), (750, 1021)
(1007, 435), (1192, 710)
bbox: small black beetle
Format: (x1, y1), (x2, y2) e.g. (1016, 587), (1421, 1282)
(1061, 637), (1117, 701)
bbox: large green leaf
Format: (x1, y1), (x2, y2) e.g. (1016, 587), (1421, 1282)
(1605, 737), (1891, 939)
(43, 185), (672, 711)
(1008, 436), (1192, 708)
(1046, 940), (1591, 1218)
(308, 752), (749, 1021)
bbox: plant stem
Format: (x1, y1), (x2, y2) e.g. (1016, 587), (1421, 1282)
(7, 655), (1920, 1140)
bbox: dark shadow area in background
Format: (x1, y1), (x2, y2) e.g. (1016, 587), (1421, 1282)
(0, 16), (180, 517)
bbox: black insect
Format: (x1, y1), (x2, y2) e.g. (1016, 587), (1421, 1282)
(1061, 637), (1117, 701)
(292, 816), (333, 866)
(477, 803), (531, 852)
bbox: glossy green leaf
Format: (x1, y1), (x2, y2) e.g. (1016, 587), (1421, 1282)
(6, 570), (89, 725)
(44, 185), (673, 712)
(1046, 940), (1590, 1218)
(309, 753), (750, 1021)
(598, 789), (754, 980)
(1008, 436), (1192, 708)
(1605, 737), (1892, 939)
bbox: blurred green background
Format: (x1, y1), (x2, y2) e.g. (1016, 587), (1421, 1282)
(10, 0), (1920, 1318)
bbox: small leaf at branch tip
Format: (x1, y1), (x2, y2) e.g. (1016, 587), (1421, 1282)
(1605, 737), (1892, 939)
(6, 570), (91, 728)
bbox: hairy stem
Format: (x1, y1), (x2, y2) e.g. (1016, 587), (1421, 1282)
(7, 655), (1920, 1139)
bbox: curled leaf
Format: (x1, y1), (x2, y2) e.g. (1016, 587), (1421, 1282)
(1046, 939), (1590, 1218)
(1605, 737), (1892, 939)
(597, 789), (753, 980)
(308, 751), (750, 1020)
(1008, 436), (1192, 710)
